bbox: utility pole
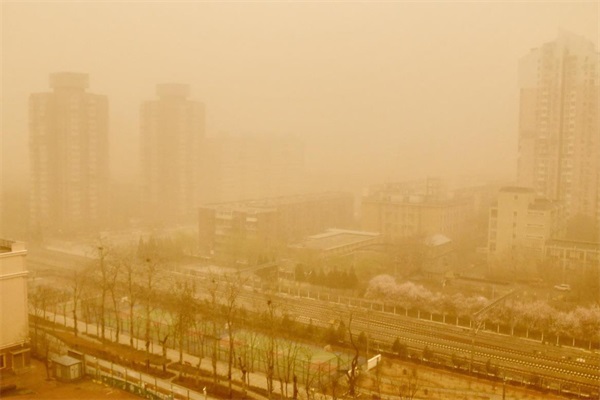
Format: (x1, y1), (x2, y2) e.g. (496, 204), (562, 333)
(469, 288), (521, 374)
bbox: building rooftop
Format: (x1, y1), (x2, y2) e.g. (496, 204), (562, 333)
(52, 355), (81, 367)
(290, 229), (380, 251)
(546, 239), (600, 251)
(0, 239), (26, 254)
(499, 186), (536, 193)
(425, 234), (452, 247)
(201, 192), (352, 211)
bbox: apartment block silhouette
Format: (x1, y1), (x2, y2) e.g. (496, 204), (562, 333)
(140, 83), (205, 224)
(29, 72), (108, 236)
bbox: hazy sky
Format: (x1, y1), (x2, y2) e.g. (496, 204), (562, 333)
(2, 2), (598, 187)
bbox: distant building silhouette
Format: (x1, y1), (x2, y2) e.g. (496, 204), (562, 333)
(29, 72), (108, 237)
(198, 192), (354, 261)
(140, 83), (205, 224)
(198, 135), (305, 204)
(517, 31), (599, 222)
(361, 179), (471, 242)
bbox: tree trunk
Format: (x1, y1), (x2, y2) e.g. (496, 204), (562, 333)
(73, 307), (78, 337)
(129, 302), (135, 347)
(101, 289), (106, 340)
(111, 295), (120, 343)
(227, 322), (234, 398)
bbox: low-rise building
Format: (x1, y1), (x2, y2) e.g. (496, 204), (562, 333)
(0, 239), (30, 372)
(288, 228), (380, 261)
(422, 234), (455, 277)
(487, 187), (564, 259)
(544, 239), (600, 267)
(361, 180), (471, 243)
(198, 192), (354, 261)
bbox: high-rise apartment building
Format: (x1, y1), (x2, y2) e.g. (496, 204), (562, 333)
(29, 72), (108, 236)
(517, 32), (599, 222)
(140, 84), (205, 224)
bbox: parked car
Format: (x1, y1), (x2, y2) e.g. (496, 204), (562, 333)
(553, 283), (571, 291)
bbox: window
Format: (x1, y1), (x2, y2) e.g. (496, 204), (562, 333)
(0, 354), (5, 369)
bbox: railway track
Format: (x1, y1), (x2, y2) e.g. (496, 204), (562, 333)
(233, 289), (600, 389)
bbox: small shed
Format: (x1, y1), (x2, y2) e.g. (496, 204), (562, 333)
(53, 355), (83, 382)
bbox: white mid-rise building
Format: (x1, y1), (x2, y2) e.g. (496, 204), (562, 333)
(488, 187), (564, 259)
(0, 239), (30, 372)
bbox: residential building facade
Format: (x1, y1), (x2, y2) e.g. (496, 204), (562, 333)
(198, 192), (354, 260)
(361, 180), (471, 243)
(29, 72), (108, 236)
(544, 239), (599, 268)
(140, 83), (205, 224)
(517, 32), (599, 222)
(0, 239), (30, 372)
(198, 135), (305, 204)
(487, 187), (564, 258)
(288, 228), (381, 261)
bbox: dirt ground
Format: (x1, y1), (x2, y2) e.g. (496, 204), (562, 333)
(1, 359), (139, 400)
(359, 358), (572, 400)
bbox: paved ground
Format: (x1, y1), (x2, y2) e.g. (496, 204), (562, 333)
(1, 359), (139, 399)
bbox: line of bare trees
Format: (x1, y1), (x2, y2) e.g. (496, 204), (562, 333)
(29, 239), (371, 399)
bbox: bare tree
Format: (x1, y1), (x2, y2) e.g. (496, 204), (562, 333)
(92, 243), (109, 341)
(170, 279), (196, 378)
(122, 251), (141, 347)
(238, 329), (259, 391)
(398, 367), (420, 400)
(344, 311), (361, 398)
(107, 253), (122, 343)
(51, 289), (69, 328)
(193, 318), (208, 386)
(301, 347), (318, 400)
(142, 257), (159, 369)
(265, 298), (276, 399)
(28, 283), (49, 350)
(36, 330), (59, 380)
(223, 272), (246, 398)
(70, 265), (90, 337)
(276, 337), (300, 399)
(206, 275), (221, 384)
